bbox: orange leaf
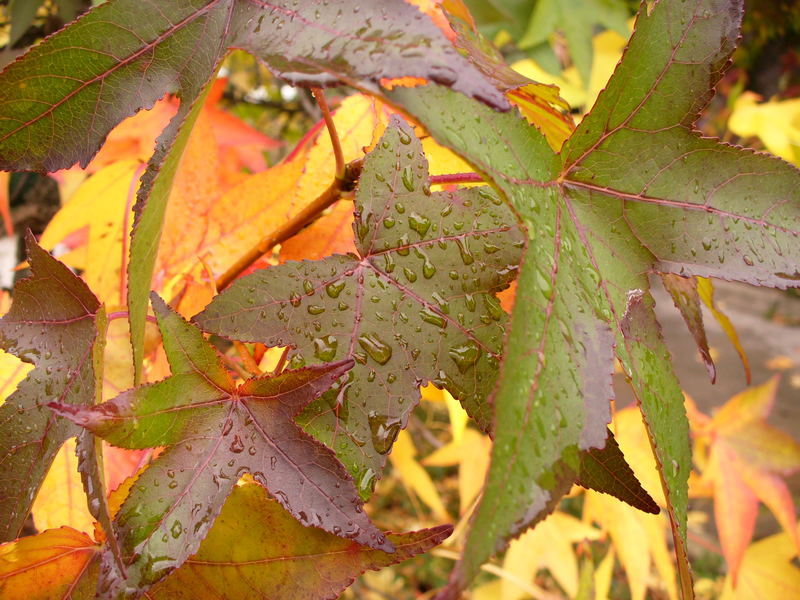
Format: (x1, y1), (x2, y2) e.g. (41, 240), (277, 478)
(0, 527), (99, 600)
(710, 442), (758, 582)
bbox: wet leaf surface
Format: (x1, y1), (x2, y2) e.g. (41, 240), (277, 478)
(389, 0), (800, 594)
(0, 235), (106, 542)
(52, 294), (385, 597)
(195, 118), (524, 497)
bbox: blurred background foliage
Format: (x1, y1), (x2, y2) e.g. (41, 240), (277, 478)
(0, 1), (798, 599)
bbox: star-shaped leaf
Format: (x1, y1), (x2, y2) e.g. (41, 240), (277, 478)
(0, 482), (451, 600)
(0, 234), (115, 553)
(690, 377), (800, 581)
(51, 294), (387, 598)
(389, 0), (800, 594)
(194, 117), (525, 497)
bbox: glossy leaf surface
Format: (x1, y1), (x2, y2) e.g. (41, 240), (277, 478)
(389, 0), (800, 593)
(52, 295), (386, 597)
(195, 118), (524, 497)
(0, 482), (451, 600)
(0, 235), (105, 542)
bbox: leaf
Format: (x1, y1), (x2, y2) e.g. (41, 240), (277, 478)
(728, 93), (800, 165)
(518, 0), (630, 86)
(41, 160), (142, 306)
(576, 428), (660, 515)
(693, 377), (800, 581)
(0, 526), (99, 600)
(30, 438), (95, 534)
(389, 430), (449, 520)
(195, 117), (524, 498)
(501, 510), (602, 599)
(0, 482), (452, 600)
(389, 0), (800, 593)
(696, 276), (751, 383)
(661, 274), (715, 383)
(0, 234), (106, 542)
(720, 526), (800, 600)
(51, 293), (387, 596)
(0, 0), (512, 384)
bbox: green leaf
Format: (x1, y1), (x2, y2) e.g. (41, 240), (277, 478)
(661, 274), (715, 382)
(0, 234), (104, 541)
(0, 483), (452, 600)
(0, 0), (511, 385)
(577, 429), (660, 515)
(149, 483), (452, 600)
(518, 0), (630, 86)
(390, 0), (800, 594)
(8, 0), (45, 48)
(195, 118), (525, 497)
(51, 294), (385, 597)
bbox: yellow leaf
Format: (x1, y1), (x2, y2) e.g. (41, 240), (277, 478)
(696, 277), (751, 383)
(0, 527), (98, 600)
(40, 159), (141, 306)
(456, 429), (491, 514)
(720, 526), (800, 600)
(584, 491), (650, 600)
(502, 511), (601, 599)
(389, 430), (448, 520)
(728, 93), (800, 165)
(30, 438), (94, 534)
(594, 547), (615, 600)
(0, 349), (32, 405)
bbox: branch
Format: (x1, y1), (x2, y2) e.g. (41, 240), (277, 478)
(215, 157), (364, 291)
(311, 88), (345, 180)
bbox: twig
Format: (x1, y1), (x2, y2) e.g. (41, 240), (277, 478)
(311, 87), (345, 180)
(214, 157), (363, 291)
(233, 341), (262, 375)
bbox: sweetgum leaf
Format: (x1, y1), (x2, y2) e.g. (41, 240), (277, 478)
(0, 234), (108, 543)
(577, 429), (660, 515)
(0, 484), (451, 600)
(661, 273), (715, 382)
(0, 0), (509, 386)
(149, 483), (452, 600)
(51, 294), (387, 598)
(195, 118), (525, 497)
(390, 0), (800, 593)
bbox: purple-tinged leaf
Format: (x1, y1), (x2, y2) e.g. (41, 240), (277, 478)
(149, 483), (452, 600)
(661, 274), (715, 383)
(0, 0), (510, 386)
(194, 118), (524, 497)
(0, 483), (451, 600)
(577, 428), (660, 515)
(390, 1), (800, 595)
(0, 233), (107, 543)
(52, 294), (385, 598)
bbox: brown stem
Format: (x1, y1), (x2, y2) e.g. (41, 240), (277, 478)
(233, 341), (262, 375)
(214, 158), (363, 291)
(311, 87), (345, 180)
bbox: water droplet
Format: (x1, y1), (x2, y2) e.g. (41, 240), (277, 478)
(402, 166), (415, 192)
(270, 456), (277, 470)
(313, 335), (338, 361)
(408, 212), (430, 237)
(357, 333), (392, 365)
(221, 419), (233, 436)
(229, 435), (244, 453)
(307, 305), (325, 315)
(368, 413), (402, 454)
(448, 341), (481, 372)
(171, 521), (182, 539)
(325, 281), (346, 298)
(419, 306), (446, 328)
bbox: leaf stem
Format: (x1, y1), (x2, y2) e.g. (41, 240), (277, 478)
(311, 88), (345, 180)
(215, 157), (363, 291)
(233, 341), (262, 375)
(429, 172), (484, 185)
